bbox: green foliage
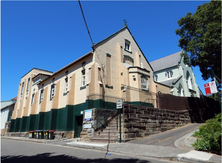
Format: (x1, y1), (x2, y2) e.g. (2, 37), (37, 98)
(192, 113), (222, 154)
(180, 51), (191, 66)
(176, 1), (221, 80)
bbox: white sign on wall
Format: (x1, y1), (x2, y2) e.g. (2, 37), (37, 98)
(83, 123), (92, 129)
(84, 109), (92, 121)
(116, 99), (122, 109)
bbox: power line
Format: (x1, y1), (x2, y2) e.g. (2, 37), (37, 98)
(78, 0), (94, 50)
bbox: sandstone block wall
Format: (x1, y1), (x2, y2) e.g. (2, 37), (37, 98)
(122, 104), (191, 139)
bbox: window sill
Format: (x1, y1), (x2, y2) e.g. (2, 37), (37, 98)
(142, 89), (149, 92)
(189, 88), (196, 93)
(105, 85), (113, 89)
(80, 86), (86, 90)
(124, 49), (132, 54)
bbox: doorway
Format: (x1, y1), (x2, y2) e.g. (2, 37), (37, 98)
(74, 115), (83, 138)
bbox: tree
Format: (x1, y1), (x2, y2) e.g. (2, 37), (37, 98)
(175, 1), (221, 81)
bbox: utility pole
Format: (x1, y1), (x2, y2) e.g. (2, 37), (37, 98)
(212, 70), (221, 110)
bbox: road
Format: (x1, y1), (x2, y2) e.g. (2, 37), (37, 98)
(128, 123), (202, 147)
(2, 139), (180, 163)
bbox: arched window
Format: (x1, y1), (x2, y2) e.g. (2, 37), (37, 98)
(178, 84), (184, 96)
(186, 71), (193, 89)
(123, 55), (134, 66)
(153, 74), (158, 81)
(165, 70), (173, 78)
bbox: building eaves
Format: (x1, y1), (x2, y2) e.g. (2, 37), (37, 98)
(21, 68), (53, 79)
(1, 100), (16, 110)
(158, 76), (182, 87)
(154, 81), (172, 88)
(39, 51), (93, 85)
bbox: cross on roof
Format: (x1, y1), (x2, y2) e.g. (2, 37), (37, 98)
(123, 19), (128, 27)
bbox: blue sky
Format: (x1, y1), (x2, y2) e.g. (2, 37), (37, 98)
(1, 1), (211, 101)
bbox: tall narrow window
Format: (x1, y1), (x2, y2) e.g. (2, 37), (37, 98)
(141, 76), (148, 90)
(50, 84), (55, 100)
(179, 84), (184, 96)
(40, 89), (44, 103)
(82, 70), (85, 86)
(165, 70), (173, 78)
(65, 77), (68, 93)
(20, 82), (24, 97)
(31, 93), (35, 105)
(26, 78), (30, 95)
(153, 74), (158, 82)
(186, 71), (193, 90)
(125, 40), (131, 51)
(106, 53), (111, 86)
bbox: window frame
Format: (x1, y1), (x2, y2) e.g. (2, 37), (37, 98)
(20, 82), (24, 97)
(141, 75), (148, 91)
(39, 89), (44, 103)
(124, 39), (131, 52)
(82, 69), (86, 86)
(65, 77), (68, 93)
(31, 93), (35, 105)
(50, 84), (55, 100)
(26, 78), (30, 95)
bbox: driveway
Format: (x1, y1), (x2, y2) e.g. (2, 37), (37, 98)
(128, 123), (202, 148)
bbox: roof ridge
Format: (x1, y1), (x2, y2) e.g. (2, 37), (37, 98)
(150, 51), (182, 63)
(94, 26), (127, 47)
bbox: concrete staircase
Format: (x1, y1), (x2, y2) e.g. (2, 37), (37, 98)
(90, 117), (119, 143)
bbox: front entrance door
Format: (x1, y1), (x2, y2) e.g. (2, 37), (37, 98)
(74, 115), (83, 138)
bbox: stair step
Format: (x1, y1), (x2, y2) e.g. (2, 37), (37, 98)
(90, 138), (118, 143)
(102, 130), (118, 133)
(95, 132), (118, 136)
(105, 126), (118, 130)
(93, 135), (118, 139)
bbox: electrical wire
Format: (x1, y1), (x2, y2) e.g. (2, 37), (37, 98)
(78, 0), (94, 50)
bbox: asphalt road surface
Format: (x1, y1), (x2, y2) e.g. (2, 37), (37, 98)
(2, 139), (181, 163)
(128, 123), (202, 147)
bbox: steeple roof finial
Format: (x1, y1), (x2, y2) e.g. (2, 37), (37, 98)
(123, 19), (128, 27)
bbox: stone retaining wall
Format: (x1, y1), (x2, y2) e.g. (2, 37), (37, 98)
(122, 104), (191, 139)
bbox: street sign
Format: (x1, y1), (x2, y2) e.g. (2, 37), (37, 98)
(204, 83), (211, 95)
(204, 81), (218, 95)
(209, 81), (218, 94)
(116, 99), (122, 109)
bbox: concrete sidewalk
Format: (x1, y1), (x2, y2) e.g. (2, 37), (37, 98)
(2, 133), (221, 163)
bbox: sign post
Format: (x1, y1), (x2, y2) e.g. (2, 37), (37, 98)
(116, 99), (122, 143)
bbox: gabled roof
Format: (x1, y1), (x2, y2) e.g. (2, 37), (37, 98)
(22, 68), (53, 78)
(150, 51), (182, 72)
(1, 100), (16, 110)
(94, 26), (154, 72)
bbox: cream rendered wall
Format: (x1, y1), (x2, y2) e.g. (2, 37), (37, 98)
(32, 56), (94, 113)
(93, 28), (154, 100)
(12, 69), (53, 119)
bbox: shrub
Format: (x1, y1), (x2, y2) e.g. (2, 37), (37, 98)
(192, 113), (221, 155)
